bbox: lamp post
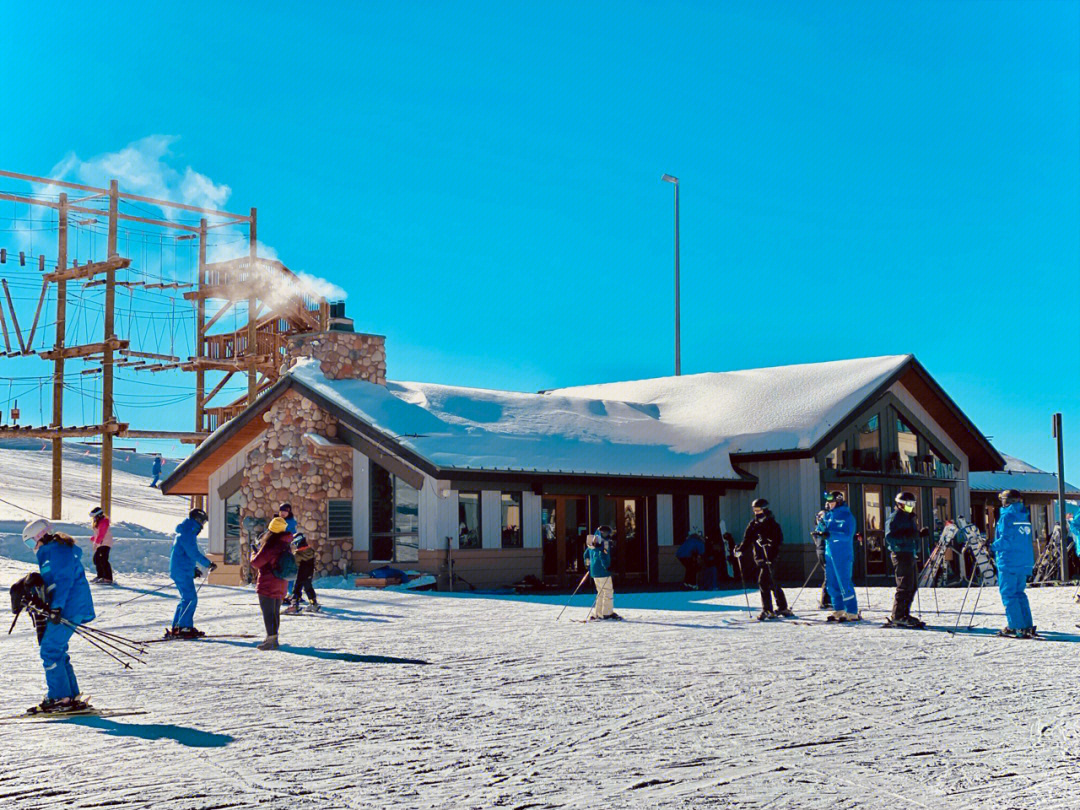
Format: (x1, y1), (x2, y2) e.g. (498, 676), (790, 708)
(660, 174), (678, 378)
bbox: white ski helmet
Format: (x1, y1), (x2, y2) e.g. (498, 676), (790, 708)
(22, 518), (52, 546)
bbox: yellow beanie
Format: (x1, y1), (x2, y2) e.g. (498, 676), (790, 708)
(267, 516), (288, 533)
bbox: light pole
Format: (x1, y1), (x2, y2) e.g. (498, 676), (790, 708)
(661, 174), (680, 376)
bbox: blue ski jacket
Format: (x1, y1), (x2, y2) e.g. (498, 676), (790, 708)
(170, 518), (212, 579)
(152, 456), (163, 475)
(37, 540), (95, 623)
(816, 505), (856, 553)
(285, 516), (297, 534)
(992, 502), (1035, 571)
(583, 545), (612, 579)
(676, 533), (705, 560)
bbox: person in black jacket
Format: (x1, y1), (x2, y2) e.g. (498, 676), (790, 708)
(739, 499), (792, 620)
(883, 491), (930, 628)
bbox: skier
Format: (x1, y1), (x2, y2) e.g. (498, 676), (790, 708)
(739, 498), (792, 620)
(584, 525), (620, 620)
(812, 524), (831, 610)
(278, 502), (297, 533)
(284, 532), (319, 614)
(991, 489), (1036, 638)
(813, 491), (859, 621)
(676, 530), (705, 589)
(167, 508), (216, 639)
(89, 506), (114, 584)
(883, 492), (927, 628)
(150, 454), (163, 488)
(250, 516), (294, 650)
(20, 519), (95, 714)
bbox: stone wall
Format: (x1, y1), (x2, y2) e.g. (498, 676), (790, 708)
(238, 390), (355, 579)
(283, 331), (386, 383)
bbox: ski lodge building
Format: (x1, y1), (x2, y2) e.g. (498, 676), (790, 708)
(162, 328), (1005, 588)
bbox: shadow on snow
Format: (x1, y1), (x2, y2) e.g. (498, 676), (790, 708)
(207, 638), (429, 664)
(424, 588), (755, 614)
(60, 716), (234, 747)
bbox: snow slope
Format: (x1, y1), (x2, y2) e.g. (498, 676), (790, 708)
(3, 555), (1080, 809)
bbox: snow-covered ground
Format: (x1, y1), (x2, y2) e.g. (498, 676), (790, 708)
(0, 440), (189, 572)
(3, 554), (1080, 810)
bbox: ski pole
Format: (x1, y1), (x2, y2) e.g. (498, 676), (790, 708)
(735, 555), (754, 618)
(788, 560), (821, 611)
(555, 572), (591, 622)
(67, 622), (148, 654)
(8, 609), (20, 635)
(61, 619), (147, 662)
(951, 562), (979, 633)
(966, 571), (985, 630)
(116, 582), (173, 607)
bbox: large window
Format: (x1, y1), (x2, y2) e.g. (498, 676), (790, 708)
(369, 461), (419, 562)
(855, 415), (881, 471)
(825, 441), (847, 471)
(932, 487), (953, 534)
(458, 492), (482, 549)
(500, 492), (522, 548)
(896, 416), (919, 474)
(224, 490), (241, 565)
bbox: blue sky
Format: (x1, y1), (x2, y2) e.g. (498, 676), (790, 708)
(1, 1), (1078, 474)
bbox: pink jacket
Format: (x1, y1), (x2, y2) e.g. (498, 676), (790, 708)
(91, 517), (114, 548)
(251, 533), (292, 599)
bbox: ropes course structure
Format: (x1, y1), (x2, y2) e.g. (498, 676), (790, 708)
(0, 168), (331, 517)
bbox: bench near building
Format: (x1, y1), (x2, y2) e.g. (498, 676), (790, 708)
(161, 330), (1004, 589)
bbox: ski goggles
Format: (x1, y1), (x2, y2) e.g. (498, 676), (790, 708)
(900, 503), (915, 513)
(23, 537), (37, 551)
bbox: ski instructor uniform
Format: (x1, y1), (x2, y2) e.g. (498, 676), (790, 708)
(814, 491), (859, 621)
(169, 508), (215, 638)
(992, 489), (1036, 638)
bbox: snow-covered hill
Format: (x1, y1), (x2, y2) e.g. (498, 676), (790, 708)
(2, 556), (1080, 809)
(0, 439), (189, 573)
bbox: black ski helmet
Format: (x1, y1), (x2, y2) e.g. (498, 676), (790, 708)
(824, 490), (845, 506)
(751, 498), (769, 510)
(895, 491), (916, 508)
(998, 489), (1021, 505)
(596, 525), (613, 539)
(189, 507), (209, 525)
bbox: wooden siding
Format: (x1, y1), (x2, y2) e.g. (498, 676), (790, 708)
(657, 546), (683, 584)
(206, 435), (261, 555)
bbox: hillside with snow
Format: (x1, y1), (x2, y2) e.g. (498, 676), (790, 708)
(2, 556), (1080, 809)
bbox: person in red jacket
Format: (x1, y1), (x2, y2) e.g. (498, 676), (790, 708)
(250, 516), (293, 651)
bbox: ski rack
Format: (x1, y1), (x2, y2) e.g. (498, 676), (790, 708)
(1033, 526), (1063, 584)
(918, 520), (996, 589)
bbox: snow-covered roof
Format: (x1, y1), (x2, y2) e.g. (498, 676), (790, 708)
(288, 354), (912, 479)
(547, 355), (911, 455)
(969, 454), (1080, 496)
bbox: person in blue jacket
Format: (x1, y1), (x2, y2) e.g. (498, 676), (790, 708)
(21, 518), (95, 714)
(991, 489), (1036, 638)
(278, 503), (297, 534)
(583, 525), (620, 620)
(150, 454), (163, 488)
(167, 508), (216, 639)
(675, 530), (706, 589)
(813, 491), (859, 621)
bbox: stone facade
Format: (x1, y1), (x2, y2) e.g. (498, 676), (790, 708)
(234, 331), (387, 580)
(283, 331), (386, 383)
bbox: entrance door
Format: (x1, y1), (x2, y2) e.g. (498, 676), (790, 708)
(863, 485), (887, 576)
(612, 497), (649, 585)
(541, 496), (590, 587)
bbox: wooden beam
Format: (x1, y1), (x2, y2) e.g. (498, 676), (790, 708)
(101, 180), (119, 514)
(143, 282), (193, 290)
(43, 254), (130, 283)
(119, 348), (180, 362)
(39, 338), (128, 361)
(0, 423), (127, 438)
(122, 429), (210, 441)
(52, 193), (67, 521)
(203, 299), (236, 332)
(248, 208), (258, 405)
(0, 169), (249, 220)
(0, 286), (10, 352)
(0, 193), (200, 233)
(1, 280), (26, 353)
(25, 280), (47, 352)
(201, 371), (236, 407)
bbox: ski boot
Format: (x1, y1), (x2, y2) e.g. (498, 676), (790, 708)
(775, 608), (795, 618)
(283, 602), (301, 615)
(826, 610), (846, 622)
(28, 697), (84, 715)
(604, 612), (624, 621)
(1020, 626), (1040, 639)
(308, 601), (321, 613)
(756, 610), (776, 621)
(163, 626), (180, 639)
(176, 627), (206, 640)
(90, 576), (103, 584)
(841, 612), (861, 622)
(256, 634), (279, 651)
(997, 627), (1019, 638)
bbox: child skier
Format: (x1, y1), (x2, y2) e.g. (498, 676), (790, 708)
(167, 508), (215, 639)
(150, 454), (163, 488)
(813, 491), (859, 621)
(992, 489), (1036, 638)
(584, 525), (620, 620)
(284, 532), (319, 614)
(675, 530), (705, 589)
(89, 506), (114, 584)
(250, 516), (294, 649)
(20, 519), (95, 714)
(883, 492), (925, 628)
(278, 503), (297, 533)
(739, 498), (792, 620)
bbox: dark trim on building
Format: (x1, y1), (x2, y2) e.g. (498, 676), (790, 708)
(731, 450), (814, 463)
(216, 468), (244, 500)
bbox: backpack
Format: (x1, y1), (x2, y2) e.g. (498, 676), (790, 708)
(274, 547), (298, 580)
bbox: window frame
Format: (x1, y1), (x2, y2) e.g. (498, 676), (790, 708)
(457, 491), (483, 550)
(500, 491), (523, 549)
(368, 460), (420, 563)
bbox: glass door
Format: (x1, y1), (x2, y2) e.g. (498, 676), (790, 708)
(863, 485), (887, 576)
(541, 496), (590, 586)
(612, 497), (648, 584)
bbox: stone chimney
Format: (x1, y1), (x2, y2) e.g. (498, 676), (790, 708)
(284, 331), (386, 383)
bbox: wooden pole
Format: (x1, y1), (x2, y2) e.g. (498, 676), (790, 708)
(100, 180), (118, 514)
(195, 219), (207, 434)
(247, 207), (257, 405)
(51, 194), (67, 520)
